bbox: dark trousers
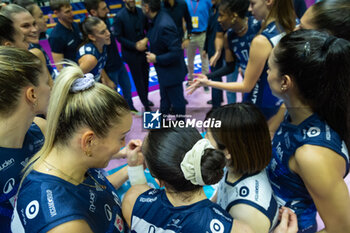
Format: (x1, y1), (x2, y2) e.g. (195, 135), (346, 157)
(125, 54), (150, 109)
(159, 83), (186, 117)
(210, 55), (224, 108)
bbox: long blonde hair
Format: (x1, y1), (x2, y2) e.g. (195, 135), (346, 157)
(22, 62), (130, 180)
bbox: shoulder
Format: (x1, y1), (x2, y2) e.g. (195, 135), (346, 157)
(33, 117), (46, 137)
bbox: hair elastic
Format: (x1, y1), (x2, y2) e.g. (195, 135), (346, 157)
(70, 73), (95, 93)
(180, 138), (214, 186)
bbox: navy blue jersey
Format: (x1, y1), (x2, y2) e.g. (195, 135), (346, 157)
(77, 43), (108, 81)
(227, 16), (260, 72)
(243, 21), (284, 120)
(131, 189), (233, 232)
(267, 113), (349, 231)
(217, 169), (279, 230)
(29, 43), (56, 79)
(48, 21), (82, 61)
(11, 168), (126, 233)
(0, 123), (44, 233)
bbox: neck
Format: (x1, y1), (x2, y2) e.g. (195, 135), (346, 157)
(126, 4), (136, 13)
(165, 187), (207, 207)
(233, 17), (248, 36)
(36, 146), (88, 184)
(168, 0), (175, 7)
(226, 168), (242, 183)
(0, 105), (34, 148)
(58, 18), (72, 30)
(93, 41), (104, 53)
(148, 11), (158, 20)
(283, 94), (313, 125)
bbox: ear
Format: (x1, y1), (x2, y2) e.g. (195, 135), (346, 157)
(88, 33), (96, 42)
(90, 9), (98, 17)
(53, 10), (59, 16)
(3, 41), (13, 47)
(265, 0), (273, 7)
(25, 86), (37, 105)
(281, 74), (293, 91)
(81, 130), (95, 154)
(154, 178), (164, 187)
(224, 149), (231, 160)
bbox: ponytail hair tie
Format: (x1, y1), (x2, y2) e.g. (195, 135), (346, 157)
(180, 139), (214, 186)
(322, 35), (337, 51)
(70, 73), (95, 93)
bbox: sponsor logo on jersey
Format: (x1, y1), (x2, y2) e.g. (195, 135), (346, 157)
(0, 158), (15, 172)
(307, 127), (321, 138)
(20, 157), (30, 168)
(89, 189), (97, 213)
(210, 219), (224, 233)
(114, 214), (124, 232)
(46, 189), (57, 217)
(105, 204), (112, 221)
(25, 200), (39, 219)
(3, 178), (15, 194)
(239, 186), (249, 197)
(139, 197), (158, 203)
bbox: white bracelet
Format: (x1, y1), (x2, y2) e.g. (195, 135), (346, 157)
(128, 165), (147, 185)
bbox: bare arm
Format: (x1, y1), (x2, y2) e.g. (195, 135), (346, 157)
(106, 166), (128, 189)
(51, 52), (64, 71)
(78, 54), (98, 74)
(292, 145), (350, 233)
(229, 204), (270, 233)
(101, 69), (116, 89)
(188, 35), (271, 93)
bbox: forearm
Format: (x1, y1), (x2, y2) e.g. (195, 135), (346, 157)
(106, 166), (128, 189)
(207, 61), (236, 79)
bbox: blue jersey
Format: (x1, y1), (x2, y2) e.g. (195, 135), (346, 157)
(227, 16), (260, 72)
(217, 169), (279, 230)
(48, 21), (82, 62)
(131, 189), (233, 232)
(77, 43), (108, 81)
(267, 113), (349, 231)
(11, 168), (126, 233)
(243, 21), (284, 120)
(0, 123), (44, 233)
(29, 43), (56, 79)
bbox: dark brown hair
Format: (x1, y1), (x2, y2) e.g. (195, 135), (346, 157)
(207, 103), (272, 175)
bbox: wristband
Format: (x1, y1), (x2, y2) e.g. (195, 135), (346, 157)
(128, 165), (147, 185)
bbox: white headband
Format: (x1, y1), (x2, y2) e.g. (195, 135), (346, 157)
(180, 138), (214, 186)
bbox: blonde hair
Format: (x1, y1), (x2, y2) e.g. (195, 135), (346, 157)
(22, 62), (130, 179)
(0, 46), (42, 117)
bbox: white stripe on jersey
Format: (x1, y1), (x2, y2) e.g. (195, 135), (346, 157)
(132, 216), (176, 233)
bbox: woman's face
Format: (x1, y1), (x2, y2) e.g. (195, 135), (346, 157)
(91, 113), (132, 168)
(299, 6), (317, 30)
(32, 5), (47, 33)
(249, 0), (269, 21)
(34, 64), (51, 115)
(91, 21), (111, 45)
(217, 8), (235, 31)
(12, 11), (39, 44)
(6, 27), (29, 49)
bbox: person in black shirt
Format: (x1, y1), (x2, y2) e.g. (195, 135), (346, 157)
(113, 0), (153, 112)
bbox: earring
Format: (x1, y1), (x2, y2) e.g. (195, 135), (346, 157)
(85, 151), (92, 157)
(281, 86), (286, 92)
(231, 18), (236, 24)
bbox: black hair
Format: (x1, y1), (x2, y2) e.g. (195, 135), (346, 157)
(274, 29), (350, 147)
(206, 103), (272, 175)
(219, 0), (249, 19)
(50, 0), (71, 12)
(143, 127), (226, 192)
(142, 0), (160, 12)
(312, 0), (350, 41)
(0, 15), (18, 45)
(84, 0), (102, 14)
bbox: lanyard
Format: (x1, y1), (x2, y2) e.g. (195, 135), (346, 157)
(190, 0), (200, 15)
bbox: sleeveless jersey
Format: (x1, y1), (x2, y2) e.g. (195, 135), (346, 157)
(227, 16), (260, 72)
(11, 168), (127, 233)
(77, 43), (108, 81)
(131, 189), (233, 233)
(267, 113), (349, 231)
(29, 43), (56, 79)
(0, 123), (44, 233)
(243, 21), (284, 120)
(217, 169), (279, 230)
